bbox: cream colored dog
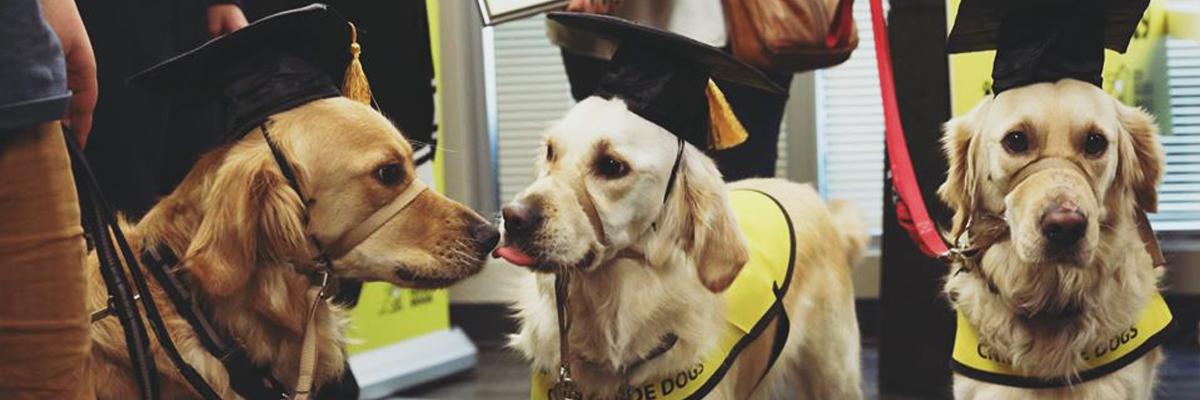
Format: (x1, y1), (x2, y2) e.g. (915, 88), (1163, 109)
(88, 98), (498, 398)
(499, 97), (866, 399)
(939, 79), (1166, 399)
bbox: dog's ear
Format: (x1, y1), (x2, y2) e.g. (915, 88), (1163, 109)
(185, 135), (308, 296)
(668, 146), (749, 293)
(939, 99), (988, 235)
(1115, 102), (1164, 213)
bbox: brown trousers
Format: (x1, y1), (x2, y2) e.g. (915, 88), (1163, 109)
(0, 122), (93, 399)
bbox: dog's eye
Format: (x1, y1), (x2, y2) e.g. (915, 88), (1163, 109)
(375, 163), (404, 185)
(594, 155), (629, 179)
(545, 143), (555, 162)
(1002, 131), (1029, 154)
(1084, 132), (1108, 156)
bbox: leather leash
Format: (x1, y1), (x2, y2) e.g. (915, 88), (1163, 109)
(549, 138), (685, 400)
(65, 126), (220, 399)
(869, 0), (950, 260)
(551, 272), (582, 400)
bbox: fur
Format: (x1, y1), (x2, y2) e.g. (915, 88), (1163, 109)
(504, 97), (866, 399)
(939, 80), (1166, 399)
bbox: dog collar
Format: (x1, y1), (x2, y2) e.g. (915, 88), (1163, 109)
(952, 291), (1174, 388)
(533, 189), (797, 400)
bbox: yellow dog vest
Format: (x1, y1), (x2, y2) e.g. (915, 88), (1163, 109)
(952, 291), (1174, 388)
(531, 189), (796, 400)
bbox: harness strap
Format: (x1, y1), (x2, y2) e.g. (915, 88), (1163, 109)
(293, 274), (331, 400)
(141, 246), (290, 400)
(576, 333), (679, 378)
(662, 138), (686, 205)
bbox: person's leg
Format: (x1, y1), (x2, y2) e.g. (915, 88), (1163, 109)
(0, 123), (93, 399)
(561, 49), (609, 102)
(710, 73), (794, 181)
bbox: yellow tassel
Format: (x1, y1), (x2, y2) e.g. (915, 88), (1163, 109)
(342, 22), (373, 105)
(705, 80), (748, 150)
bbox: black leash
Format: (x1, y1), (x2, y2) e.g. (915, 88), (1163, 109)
(65, 126), (222, 399)
(71, 141), (159, 399)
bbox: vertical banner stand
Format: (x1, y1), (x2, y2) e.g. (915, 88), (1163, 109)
(347, 1), (478, 397)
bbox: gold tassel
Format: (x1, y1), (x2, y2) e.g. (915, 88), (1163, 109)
(342, 22), (373, 105)
(705, 80), (748, 150)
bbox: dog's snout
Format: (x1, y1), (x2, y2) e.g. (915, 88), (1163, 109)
(502, 202), (542, 236)
(1040, 202), (1087, 247)
(470, 221), (501, 250)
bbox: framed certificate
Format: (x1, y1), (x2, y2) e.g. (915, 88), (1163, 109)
(477, 0), (568, 26)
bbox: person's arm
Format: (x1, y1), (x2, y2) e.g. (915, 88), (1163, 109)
(206, 0), (248, 38)
(38, 0), (96, 146)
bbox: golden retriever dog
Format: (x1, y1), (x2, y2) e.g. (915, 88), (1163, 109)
(500, 97), (867, 399)
(86, 98), (499, 398)
(939, 79), (1166, 399)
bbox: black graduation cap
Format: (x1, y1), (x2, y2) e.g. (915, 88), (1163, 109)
(547, 12), (785, 150)
(947, 0), (1151, 94)
(130, 4), (370, 140)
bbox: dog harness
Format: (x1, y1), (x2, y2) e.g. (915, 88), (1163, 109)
(533, 189), (797, 400)
(952, 292), (1174, 388)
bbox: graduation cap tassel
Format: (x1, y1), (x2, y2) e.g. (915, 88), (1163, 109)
(705, 80), (749, 150)
(342, 22), (374, 105)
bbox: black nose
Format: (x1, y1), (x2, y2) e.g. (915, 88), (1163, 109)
(1040, 203), (1087, 247)
(502, 202), (541, 236)
(470, 221), (501, 250)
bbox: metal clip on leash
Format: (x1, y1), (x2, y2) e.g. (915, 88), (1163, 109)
(551, 271), (582, 400)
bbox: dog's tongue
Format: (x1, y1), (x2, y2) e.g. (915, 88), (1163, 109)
(493, 246), (536, 267)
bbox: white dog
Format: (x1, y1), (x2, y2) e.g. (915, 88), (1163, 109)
(939, 79), (1169, 399)
(498, 97), (867, 399)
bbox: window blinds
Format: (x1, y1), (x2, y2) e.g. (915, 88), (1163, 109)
(815, 0), (886, 234)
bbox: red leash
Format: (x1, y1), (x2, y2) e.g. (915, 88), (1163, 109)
(869, 0), (950, 259)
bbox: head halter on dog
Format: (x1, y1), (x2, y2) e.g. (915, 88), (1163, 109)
(129, 5), (426, 398)
(943, 0), (1163, 272)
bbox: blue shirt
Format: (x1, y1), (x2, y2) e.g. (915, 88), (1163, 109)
(0, 0), (70, 132)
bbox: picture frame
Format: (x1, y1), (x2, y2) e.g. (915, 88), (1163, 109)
(476, 0), (568, 26)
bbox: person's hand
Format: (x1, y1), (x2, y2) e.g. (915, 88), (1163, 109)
(207, 4), (248, 38)
(566, 0), (624, 14)
(39, 0), (97, 146)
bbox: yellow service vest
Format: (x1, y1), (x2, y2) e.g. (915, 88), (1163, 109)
(952, 291), (1174, 388)
(531, 190), (796, 400)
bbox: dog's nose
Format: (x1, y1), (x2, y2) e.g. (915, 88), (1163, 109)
(502, 202), (541, 235)
(470, 221), (501, 250)
(1040, 203), (1087, 247)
